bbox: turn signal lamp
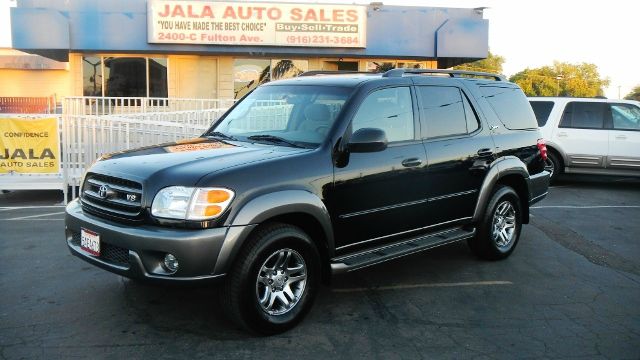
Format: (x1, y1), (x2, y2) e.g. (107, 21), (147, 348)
(188, 188), (234, 220)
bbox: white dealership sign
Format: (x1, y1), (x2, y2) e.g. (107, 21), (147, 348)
(147, 0), (367, 48)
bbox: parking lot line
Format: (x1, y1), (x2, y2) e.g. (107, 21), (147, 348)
(2, 218), (64, 221)
(0, 205), (65, 210)
(4, 212), (65, 220)
(531, 205), (640, 209)
(332, 280), (513, 293)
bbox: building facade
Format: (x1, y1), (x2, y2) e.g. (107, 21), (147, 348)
(9, 0), (489, 100)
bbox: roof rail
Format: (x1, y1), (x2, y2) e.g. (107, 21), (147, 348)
(299, 70), (377, 77)
(382, 69), (506, 81)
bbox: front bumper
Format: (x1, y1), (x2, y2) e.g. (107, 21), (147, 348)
(65, 199), (245, 282)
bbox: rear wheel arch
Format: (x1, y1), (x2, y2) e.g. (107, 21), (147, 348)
(545, 142), (568, 167)
(495, 174), (529, 224)
(473, 156), (530, 224)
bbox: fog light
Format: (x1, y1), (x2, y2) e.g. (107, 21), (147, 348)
(163, 253), (179, 273)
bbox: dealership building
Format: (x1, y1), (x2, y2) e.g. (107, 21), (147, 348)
(6, 0), (489, 101)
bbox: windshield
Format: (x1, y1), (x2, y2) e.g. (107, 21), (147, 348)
(207, 85), (352, 147)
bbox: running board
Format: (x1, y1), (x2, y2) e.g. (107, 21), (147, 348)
(330, 227), (476, 274)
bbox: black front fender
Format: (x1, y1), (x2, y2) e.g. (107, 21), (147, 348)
(213, 190), (334, 274)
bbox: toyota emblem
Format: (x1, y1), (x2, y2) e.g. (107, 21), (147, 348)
(98, 185), (110, 199)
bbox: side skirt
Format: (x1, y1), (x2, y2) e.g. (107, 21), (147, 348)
(330, 226), (476, 274)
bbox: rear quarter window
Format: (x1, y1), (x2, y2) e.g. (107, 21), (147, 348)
(480, 86), (538, 130)
(529, 101), (555, 127)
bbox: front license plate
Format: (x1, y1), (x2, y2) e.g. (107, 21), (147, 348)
(80, 228), (100, 256)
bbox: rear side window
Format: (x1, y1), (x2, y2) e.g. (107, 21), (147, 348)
(529, 101), (555, 127)
(611, 103), (640, 131)
(560, 102), (608, 129)
(480, 86), (537, 130)
(418, 86), (479, 139)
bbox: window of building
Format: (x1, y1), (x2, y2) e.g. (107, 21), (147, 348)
(233, 59), (308, 99)
(270, 59), (308, 81)
(233, 59), (271, 99)
(149, 58), (168, 98)
(352, 87), (414, 142)
(322, 61), (358, 71)
(82, 56), (168, 98)
(560, 102), (608, 129)
(529, 101), (555, 127)
(82, 56), (103, 97)
(397, 62), (425, 69)
(419, 86), (469, 138)
(366, 61), (396, 73)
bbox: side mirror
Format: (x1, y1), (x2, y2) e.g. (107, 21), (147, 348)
(348, 128), (388, 153)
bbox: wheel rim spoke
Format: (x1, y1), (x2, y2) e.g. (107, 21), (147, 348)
(276, 292), (290, 308)
(283, 284), (295, 300)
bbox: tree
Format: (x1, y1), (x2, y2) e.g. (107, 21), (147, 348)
(509, 61), (610, 97)
(624, 85), (640, 101)
(454, 52), (505, 74)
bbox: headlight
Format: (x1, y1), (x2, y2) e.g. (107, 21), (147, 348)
(151, 186), (234, 220)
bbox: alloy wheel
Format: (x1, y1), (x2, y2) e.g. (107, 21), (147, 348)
(492, 201), (517, 248)
(255, 248), (307, 316)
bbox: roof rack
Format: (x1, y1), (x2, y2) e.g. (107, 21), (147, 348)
(299, 70), (377, 77)
(382, 69), (506, 81)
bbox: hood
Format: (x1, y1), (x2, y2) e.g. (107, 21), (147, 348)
(88, 137), (309, 188)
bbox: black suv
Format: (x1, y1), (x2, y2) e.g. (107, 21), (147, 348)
(65, 69), (549, 334)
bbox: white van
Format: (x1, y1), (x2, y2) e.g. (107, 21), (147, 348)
(529, 97), (640, 183)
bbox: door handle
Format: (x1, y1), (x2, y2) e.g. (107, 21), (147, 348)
(401, 158), (422, 167)
(615, 135), (627, 140)
(557, 132), (568, 138)
(477, 148), (494, 157)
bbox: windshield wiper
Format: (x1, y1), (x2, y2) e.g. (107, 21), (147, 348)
(206, 131), (237, 141)
(246, 134), (305, 148)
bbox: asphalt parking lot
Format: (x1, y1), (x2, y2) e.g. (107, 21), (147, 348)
(1, 176), (639, 359)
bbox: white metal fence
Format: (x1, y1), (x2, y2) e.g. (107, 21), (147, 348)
(1, 97), (236, 202)
(64, 96), (235, 116)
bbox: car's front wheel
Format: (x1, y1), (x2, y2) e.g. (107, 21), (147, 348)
(468, 185), (522, 260)
(221, 223), (320, 335)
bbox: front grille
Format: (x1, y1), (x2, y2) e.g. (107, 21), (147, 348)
(70, 231), (130, 267)
(81, 173), (143, 220)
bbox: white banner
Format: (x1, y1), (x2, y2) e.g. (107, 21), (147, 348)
(147, 0), (367, 48)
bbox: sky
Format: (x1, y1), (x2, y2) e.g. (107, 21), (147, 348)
(1, 0), (638, 98)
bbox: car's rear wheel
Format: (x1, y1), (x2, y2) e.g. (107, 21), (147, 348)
(221, 223), (320, 335)
(545, 150), (562, 184)
(468, 185), (522, 260)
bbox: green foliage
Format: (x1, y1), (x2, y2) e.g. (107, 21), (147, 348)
(509, 61), (610, 97)
(454, 52), (505, 74)
(624, 85), (640, 101)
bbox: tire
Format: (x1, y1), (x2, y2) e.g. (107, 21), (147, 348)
(221, 223), (320, 335)
(544, 151), (562, 184)
(468, 185), (522, 260)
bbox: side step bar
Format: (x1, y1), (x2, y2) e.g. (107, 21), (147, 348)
(330, 227), (476, 274)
